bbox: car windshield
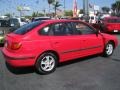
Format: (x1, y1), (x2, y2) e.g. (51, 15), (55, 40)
(14, 21), (44, 35)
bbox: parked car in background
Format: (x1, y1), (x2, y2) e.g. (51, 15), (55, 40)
(9, 18), (27, 27)
(2, 20), (118, 74)
(100, 17), (120, 33)
(0, 19), (11, 44)
(32, 17), (51, 22)
(0, 18), (21, 44)
(81, 15), (90, 23)
(89, 15), (97, 24)
(70, 17), (80, 20)
(0, 30), (4, 44)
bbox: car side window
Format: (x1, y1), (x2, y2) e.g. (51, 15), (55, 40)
(39, 26), (50, 35)
(73, 22), (95, 35)
(50, 23), (74, 36)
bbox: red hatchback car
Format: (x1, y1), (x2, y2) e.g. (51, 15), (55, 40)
(2, 20), (118, 74)
(100, 17), (120, 33)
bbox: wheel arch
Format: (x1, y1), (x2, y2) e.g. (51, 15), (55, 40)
(107, 40), (115, 49)
(35, 50), (60, 64)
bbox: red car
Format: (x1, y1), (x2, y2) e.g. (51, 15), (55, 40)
(2, 20), (118, 74)
(100, 17), (120, 33)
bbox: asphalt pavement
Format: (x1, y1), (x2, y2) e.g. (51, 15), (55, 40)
(0, 35), (120, 90)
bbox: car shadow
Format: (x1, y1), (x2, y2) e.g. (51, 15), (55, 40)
(6, 62), (35, 75)
(58, 54), (99, 67)
(6, 54), (100, 75)
(111, 58), (120, 62)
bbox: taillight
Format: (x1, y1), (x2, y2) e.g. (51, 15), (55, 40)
(5, 40), (21, 50)
(11, 42), (22, 50)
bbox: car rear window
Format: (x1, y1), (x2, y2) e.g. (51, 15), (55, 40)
(107, 18), (120, 23)
(14, 21), (44, 35)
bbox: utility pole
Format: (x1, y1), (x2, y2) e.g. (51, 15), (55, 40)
(83, 0), (89, 16)
(63, 0), (66, 16)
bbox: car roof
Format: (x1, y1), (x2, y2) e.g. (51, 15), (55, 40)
(40, 19), (91, 27)
(43, 19), (84, 23)
(34, 17), (50, 19)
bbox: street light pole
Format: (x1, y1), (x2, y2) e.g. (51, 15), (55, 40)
(83, 0), (89, 16)
(64, 0), (66, 16)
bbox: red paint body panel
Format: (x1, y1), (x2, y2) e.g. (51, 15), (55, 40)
(2, 20), (118, 67)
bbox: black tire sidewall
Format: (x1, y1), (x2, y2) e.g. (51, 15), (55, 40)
(35, 53), (58, 75)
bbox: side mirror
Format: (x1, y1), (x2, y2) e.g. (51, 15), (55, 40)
(96, 29), (100, 36)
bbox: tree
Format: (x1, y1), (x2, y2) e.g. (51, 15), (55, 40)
(112, 3), (116, 12)
(102, 7), (110, 13)
(52, 1), (62, 16)
(32, 11), (44, 17)
(47, 0), (55, 13)
(64, 10), (73, 16)
(79, 9), (84, 14)
(111, 3), (117, 16)
(115, 1), (120, 16)
(4, 13), (11, 18)
(111, 1), (120, 16)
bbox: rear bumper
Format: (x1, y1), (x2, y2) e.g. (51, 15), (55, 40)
(2, 48), (36, 67)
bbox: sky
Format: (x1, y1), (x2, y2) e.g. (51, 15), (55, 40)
(0, 0), (116, 16)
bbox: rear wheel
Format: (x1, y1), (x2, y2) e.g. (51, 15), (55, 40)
(103, 42), (114, 57)
(35, 53), (58, 75)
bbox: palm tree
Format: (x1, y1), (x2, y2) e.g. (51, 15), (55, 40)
(102, 7), (110, 13)
(47, 0), (55, 13)
(116, 1), (120, 15)
(52, 1), (62, 16)
(111, 1), (120, 16)
(111, 3), (117, 15)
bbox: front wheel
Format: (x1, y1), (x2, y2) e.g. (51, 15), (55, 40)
(103, 42), (114, 57)
(35, 53), (58, 75)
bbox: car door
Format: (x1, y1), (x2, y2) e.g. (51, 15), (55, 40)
(72, 22), (104, 57)
(49, 22), (84, 62)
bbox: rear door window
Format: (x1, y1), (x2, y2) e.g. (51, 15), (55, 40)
(50, 22), (74, 36)
(39, 22), (74, 36)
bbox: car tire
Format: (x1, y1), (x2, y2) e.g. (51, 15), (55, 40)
(35, 53), (58, 75)
(103, 42), (114, 57)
